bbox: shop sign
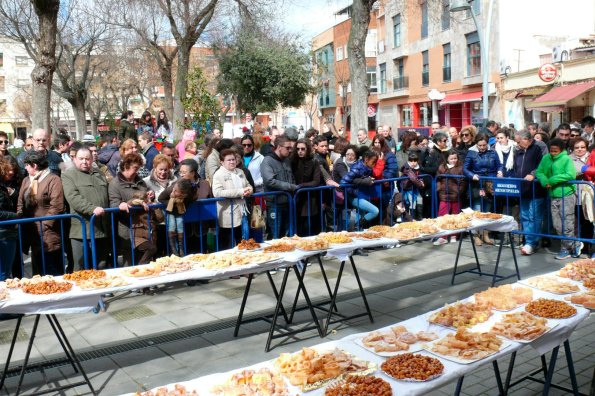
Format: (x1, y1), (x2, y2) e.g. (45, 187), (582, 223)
(493, 180), (521, 197)
(538, 63), (557, 83)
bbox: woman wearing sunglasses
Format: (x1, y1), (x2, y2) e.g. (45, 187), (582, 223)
(0, 132), (12, 158)
(241, 135), (264, 193)
(455, 125), (478, 163)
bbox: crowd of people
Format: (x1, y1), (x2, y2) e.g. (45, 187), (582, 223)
(1, 114), (595, 280)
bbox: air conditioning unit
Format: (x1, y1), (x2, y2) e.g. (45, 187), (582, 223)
(499, 59), (511, 75)
(552, 44), (570, 63)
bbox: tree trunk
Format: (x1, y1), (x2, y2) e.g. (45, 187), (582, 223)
(30, 0), (60, 132)
(173, 47), (191, 140)
(159, 62), (174, 123)
(69, 97), (87, 140)
(348, 0), (373, 144)
(90, 117), (98, 136)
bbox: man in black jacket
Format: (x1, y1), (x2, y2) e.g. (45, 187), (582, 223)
(513, 130), (546, 256)
(260, 136), (298, 239)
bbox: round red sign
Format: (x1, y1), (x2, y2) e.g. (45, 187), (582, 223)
(538, 63), (557, 83)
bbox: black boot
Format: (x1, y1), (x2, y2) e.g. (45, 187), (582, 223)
(358, 218), (371, 231)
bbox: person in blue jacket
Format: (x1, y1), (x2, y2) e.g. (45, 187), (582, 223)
(340, 150), (380, 230)
(463, 133), (504, 244)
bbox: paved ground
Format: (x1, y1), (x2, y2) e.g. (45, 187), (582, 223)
(0, 237), (593, 395)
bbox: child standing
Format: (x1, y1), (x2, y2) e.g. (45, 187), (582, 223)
(434, 151), (466, 245)
(159, 179), (196, 256)
(535, 138), (581, 260)
(399, 152), (425, 221)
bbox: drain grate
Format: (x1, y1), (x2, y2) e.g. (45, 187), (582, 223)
(216, 286), (247, 299)
(110, 305), (156, 322)
(0, 328), (28, 345)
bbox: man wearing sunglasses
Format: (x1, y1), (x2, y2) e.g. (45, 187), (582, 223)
(261, 136), (298, 239)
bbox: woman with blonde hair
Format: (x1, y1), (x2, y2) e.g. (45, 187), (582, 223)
(456, 125), (477, 163)
(117, 139), (149, 178)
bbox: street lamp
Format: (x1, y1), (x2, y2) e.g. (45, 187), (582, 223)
(450, 0), (493, 128)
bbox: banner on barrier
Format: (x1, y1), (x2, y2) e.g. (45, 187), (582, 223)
(493, 180), (521, 197)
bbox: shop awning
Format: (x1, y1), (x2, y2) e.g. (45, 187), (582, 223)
(440, 91), (482, 105)
(526, 81), (595, 108)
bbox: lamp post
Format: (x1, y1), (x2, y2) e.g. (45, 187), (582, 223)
(450, 0), (493, 128)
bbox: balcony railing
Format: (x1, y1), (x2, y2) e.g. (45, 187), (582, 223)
(422, 71), (429, 86)
(443, 67), (451, 82)
(393, 76), (409, 91)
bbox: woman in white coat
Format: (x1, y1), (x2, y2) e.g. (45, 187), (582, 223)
(212, 148), (253, 249)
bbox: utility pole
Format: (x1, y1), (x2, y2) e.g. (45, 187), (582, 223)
(513, 49), (525, 72)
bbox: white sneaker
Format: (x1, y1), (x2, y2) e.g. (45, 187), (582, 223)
(521, 245), (534, 256)
(433, 237), (449, 246)
(449, 236), (457, 243)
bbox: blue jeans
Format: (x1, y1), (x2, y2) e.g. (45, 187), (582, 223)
(350, 197), (379, 221)
(0, 239), (17, 281)
(266, 205), (290, 239)
(167, 214), (184, 234)
(520, 198), (545, 248)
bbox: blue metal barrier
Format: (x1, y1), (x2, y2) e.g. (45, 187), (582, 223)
(435, 174), (595, 251)
(292, 175), (435, 234)
(0, 214), (88, 276)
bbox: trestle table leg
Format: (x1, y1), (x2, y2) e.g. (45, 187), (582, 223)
(265, 271), (289, 324)
(454, 376), (465, 396)
(492, 233), (505, 286)
(47, 315), (78, 373)
(493, 360), (505, 395)
(451, 231), (465, 285)
(15, 315), (40, 395)
(563, 340), (580, 396)
(349, 256), (373, 323)
(542, 345), (560, 396)
(509, 232), (521, 281)
(0, 315), (23, 391)
(265, 268), (291, 352)
(323, 260), (345, 335)
(233, 273), (254, 337)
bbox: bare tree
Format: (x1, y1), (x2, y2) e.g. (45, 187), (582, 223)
(348, 0), (375, 141)
(0, 0), (59, 132)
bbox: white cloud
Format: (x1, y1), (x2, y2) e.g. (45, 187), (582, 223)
(282, 0), (350, 41)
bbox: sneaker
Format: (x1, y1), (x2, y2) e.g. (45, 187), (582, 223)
(572, 242), (584, 258)
(555, 249), (571, 260)
(433, 237), (449, 246)
(449, 236), (457, 243)
(521, 245), (534, 256)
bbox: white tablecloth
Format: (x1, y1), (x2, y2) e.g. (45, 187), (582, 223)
(124, 269), (590, 396)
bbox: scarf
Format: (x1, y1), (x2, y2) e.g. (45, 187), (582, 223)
(24, 168), (50, 207)
(343, 157), (356, 171)
(495, 142), (515, 171)
(166, 197), (186, 214)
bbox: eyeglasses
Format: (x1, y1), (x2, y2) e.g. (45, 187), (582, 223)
(461, 133), (470, 137)
(440, 140), (447, 143)
(242, 143), (253, 147)
(0, 140), (7, 144)
(296, 147), (307, 151)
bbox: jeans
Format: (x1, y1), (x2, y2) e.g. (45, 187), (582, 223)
(167, 214), (184, 233)
(266, 205), (290, 239)
(551, 195), (576, 251)
(520, 198), (545, 248)
(350, 197), (379, 221)
(0, 239), (17, 281)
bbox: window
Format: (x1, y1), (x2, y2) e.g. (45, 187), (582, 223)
(365, 29), (378, 57)
(344, 45), (348, 59)
(336, 46), (344, 61)
(0, 76), (4, 92)
(422, 51), (429, 86)
(379, 63), (386, 94)
(466, 32), (481, 76)
(421, 2), (428, 38)
(0, 100), (7, 116)
(443, 43), (451, 82)
(420, 103), (430, 126)
(402, 105), (412, 127)
(441, 0), (450, 30)
(15, 56), (28, 66)
(17, 78), (29, 88)
(367, 66), (377, 93)
(393, 58), (407, 90)
(466, 0), (481, 18)
(393, 14), (401, 47)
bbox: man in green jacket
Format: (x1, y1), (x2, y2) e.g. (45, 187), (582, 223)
(535, 138), (581, 260)
(62, 146), (111, 270)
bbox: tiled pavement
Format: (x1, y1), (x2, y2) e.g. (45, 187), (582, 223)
(0, 238), (593, 395)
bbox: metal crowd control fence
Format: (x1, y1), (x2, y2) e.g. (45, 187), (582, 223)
(0, 213), (88, 276)
(292, 175), (435, 236)
(435, 174), (595, 249)
(88, 191), (295, 269)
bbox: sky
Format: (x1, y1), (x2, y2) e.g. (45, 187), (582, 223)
(281, 0), (350, 42)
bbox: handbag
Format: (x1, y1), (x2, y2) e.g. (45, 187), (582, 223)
(250, 205), (266, 229)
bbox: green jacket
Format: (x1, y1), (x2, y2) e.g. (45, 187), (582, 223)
(61, 167), (111, 239)
(535, 150), (576, 198)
